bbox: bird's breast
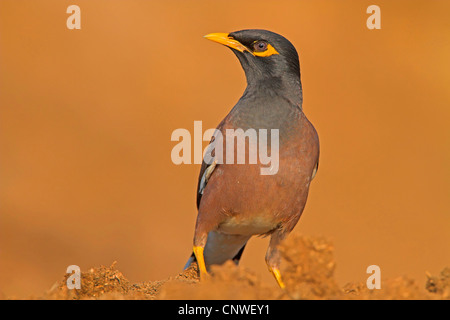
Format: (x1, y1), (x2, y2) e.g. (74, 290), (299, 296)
(217, 214), (279, 236)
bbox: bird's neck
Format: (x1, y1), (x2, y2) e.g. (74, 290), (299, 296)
(244, 75), (303, 110)
(228, 76), (303, 135)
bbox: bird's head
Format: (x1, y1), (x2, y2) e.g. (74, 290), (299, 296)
(204, 29), (301, 90)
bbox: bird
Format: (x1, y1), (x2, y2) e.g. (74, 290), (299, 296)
(184, 29), (320, 289)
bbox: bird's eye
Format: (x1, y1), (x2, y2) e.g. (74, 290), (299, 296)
(253, 41), (268, 52)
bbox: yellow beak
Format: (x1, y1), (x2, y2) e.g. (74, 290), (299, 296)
(204, 33), (251, 54)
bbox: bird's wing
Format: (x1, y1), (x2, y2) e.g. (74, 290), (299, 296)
(196, 121), (226, 209)
(311, 159), (319, 180)
(197, 158), (218, 208)
(196, 146), (214, 208)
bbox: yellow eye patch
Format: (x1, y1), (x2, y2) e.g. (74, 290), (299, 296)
(253, 43), (279, 57)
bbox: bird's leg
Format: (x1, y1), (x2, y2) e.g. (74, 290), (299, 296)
(193, 245), (208, 276)
(193, 231), (209, 279)
(266, 230), (287, 289)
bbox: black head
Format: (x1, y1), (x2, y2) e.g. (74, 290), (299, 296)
(205, 29), (302, 106)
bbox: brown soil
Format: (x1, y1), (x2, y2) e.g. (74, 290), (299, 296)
(18, 234), (447, 300)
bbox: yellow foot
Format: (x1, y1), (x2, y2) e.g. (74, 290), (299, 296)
(193, 246), (208, 279)
(270, 267), (286, 289)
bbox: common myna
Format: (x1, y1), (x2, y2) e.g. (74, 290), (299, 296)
(184, 29), (320, 289)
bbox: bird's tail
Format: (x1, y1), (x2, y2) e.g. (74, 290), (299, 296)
(183, 252), (196, 270)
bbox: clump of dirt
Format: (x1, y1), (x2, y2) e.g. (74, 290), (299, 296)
(157, 261), (280, 300)
(425, 267), (450, 299)
(279, 234), (341, 299)
(28, 234), (449, 300)
(43, 261), (198, 300)
(343, 276), (432, 300)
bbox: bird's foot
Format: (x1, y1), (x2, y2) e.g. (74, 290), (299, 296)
(193, 245), (209, 280)
(269, 267), (286, 289)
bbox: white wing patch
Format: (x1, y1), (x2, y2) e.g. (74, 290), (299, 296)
(311, 161), (318, 180)
(199, 159), (218, 195)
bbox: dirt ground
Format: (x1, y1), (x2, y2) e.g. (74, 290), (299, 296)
(19, 234), (448, 300)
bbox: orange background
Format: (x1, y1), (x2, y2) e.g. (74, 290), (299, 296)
(0, 0), (449, 298)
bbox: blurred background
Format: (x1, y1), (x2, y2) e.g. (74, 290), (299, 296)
(0, 0), (449, 298)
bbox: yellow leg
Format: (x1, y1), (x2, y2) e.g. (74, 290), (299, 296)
(270, 267), (286, 289)
(193, 246), (208, 277)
